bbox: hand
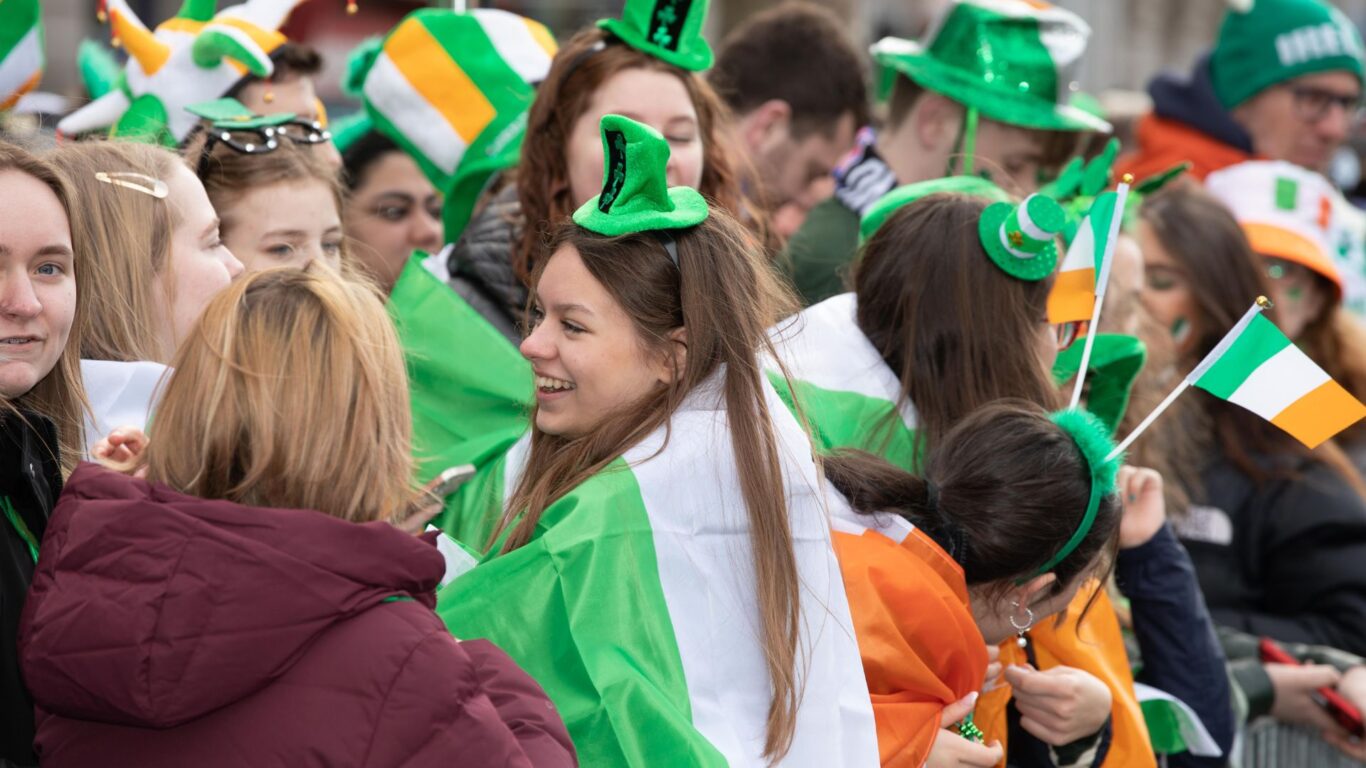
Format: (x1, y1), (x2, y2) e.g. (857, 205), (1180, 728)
(92, 426), (149, 474)
(1004, 664), (1112, 746)
(1323, 665), (1366, 759)
(1266, 662), (1342, 733)
(390, 477), (446, 536)
(1117, 466), (1166, 549)
(983, 643), (1003, 693)
(927, 693), (1004, 768)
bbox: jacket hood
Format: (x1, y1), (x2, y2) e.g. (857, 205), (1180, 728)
(19, 463), (444, 729)
(1149, 53), (1254, 154)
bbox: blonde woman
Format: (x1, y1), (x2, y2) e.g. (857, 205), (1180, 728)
(47, 141), (243, 455)
(0, 141), (89, 766)
(19, 267), (576, 767)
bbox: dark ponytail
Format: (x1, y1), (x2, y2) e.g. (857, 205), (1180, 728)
(826, 399), (1121, 597)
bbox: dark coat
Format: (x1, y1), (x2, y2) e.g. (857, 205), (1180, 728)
(0, 410), (62, 767)
(19, 464), (576, 768)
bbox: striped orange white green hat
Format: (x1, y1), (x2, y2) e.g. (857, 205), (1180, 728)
(57, 0), (325, 146)
(0, 0), (43, 111)
(351, 8), (557, 240)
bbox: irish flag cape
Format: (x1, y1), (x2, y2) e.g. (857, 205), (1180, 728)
(768, 293), (1155, 767)
(78, 358), (170, 458)
(831, 507), (986, 767)
(386, 256), (534, 546)
(768, 293), (920, 471)
(437, 376), (880, 766)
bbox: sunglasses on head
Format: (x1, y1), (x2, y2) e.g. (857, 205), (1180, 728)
(190, 118), (333, 178)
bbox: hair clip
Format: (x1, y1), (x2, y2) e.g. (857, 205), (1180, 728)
(94, 171), (169, 199)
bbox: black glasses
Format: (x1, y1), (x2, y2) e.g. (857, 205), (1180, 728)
(1287, 84), (1364, 123)
(191, 119), (333, 177)
(1056, 320), (1085, 352)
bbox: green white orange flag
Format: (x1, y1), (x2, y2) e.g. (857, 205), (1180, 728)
(1190, 308), (1365, 448)
(1112, 299), (1366, 459)
(0, 0), (43, 111)
(1048, 190), (1118, 324)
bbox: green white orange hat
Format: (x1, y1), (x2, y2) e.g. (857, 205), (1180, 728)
(347, 8), (557, 239)
(870, 0), (1111, 134)
(57, 0), (320, 146)
(598, 0), (714, 72)
(573, 114), (708, 238)
(1205, 160), (1344, 298)
(0, 0), (44, 111)
(979, 193), (1068, 281)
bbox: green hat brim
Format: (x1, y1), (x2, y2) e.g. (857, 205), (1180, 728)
(978, 200), (1059, 281)
(186, 97), (295, 130)
(876, 46), (1111, 134)
(860, 175), (1012, 243)
(598, 17), (713, 72)
(1051, 333), (1147, 435)
(573, 185), (708, 237)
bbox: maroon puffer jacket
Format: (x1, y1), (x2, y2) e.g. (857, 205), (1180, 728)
(18, 463), (576, 768)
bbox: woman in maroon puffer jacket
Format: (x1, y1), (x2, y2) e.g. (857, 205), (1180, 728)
(19, 267), (576, 768)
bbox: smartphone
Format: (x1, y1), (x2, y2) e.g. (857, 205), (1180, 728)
(432, 464), (476, 498)
(1260, 637), (1366, 738)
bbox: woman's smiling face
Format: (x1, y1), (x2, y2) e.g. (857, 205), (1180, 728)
(519, 244), (672, 438)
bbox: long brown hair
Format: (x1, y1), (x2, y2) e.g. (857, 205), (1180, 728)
(497, 208), (802, 761)
(47, 140), (182, 362)
(852, 193), (1061, 459)
(0, 141), (90, 473)
(1140, 185), (1364, 493)
(135, 267), (417, 522)
(515, 27), (754, 284)
(826, 400), (1121, 601)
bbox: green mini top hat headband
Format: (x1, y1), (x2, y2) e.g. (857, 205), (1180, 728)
(598, 0), (714, 71)
(1024, 407), (1123, 582)
(573, 114), (709, 251)
(978, 193), (1068, 281)
(859, 175), (1012, 243)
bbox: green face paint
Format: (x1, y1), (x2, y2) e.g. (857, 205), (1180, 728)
(1287, 285), (1305, 302)
(1171, 317), (1190, 344)
(1268, 263), (1286, 280)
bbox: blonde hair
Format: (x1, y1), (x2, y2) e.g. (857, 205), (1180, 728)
(138, 266), (416, 521)
(47, 140), (183, 362)
(0, 141), (90, 472)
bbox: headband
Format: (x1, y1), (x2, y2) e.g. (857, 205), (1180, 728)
(1023, 408), (1122, 581)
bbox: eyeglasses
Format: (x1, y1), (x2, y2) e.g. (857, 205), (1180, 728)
(191, 119), (334, 178)
(1286, 84), (1364, 124)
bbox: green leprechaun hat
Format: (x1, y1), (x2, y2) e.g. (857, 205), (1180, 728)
(978, 193), (1067, 281)
(573, 114), (709, 237)
(599, 0), (714, 72)
(871, 0), (1110, 134)
(860, 175), (1012, 243)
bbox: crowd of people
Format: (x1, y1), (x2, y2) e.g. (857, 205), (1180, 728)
(4, 0), (1366, 765)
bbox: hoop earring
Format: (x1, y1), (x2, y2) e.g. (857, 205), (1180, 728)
(1010, 600), (1035, 649)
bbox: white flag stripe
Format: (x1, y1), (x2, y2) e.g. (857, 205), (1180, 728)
(0, 26), (42, 99)
(769, 293), (918, 430)
(1058, 217), (1095, 272)
(1017, 196), (1053, 241)
(364, 53), (468, 175)
(1227, 343), (1330, 419)
(474, 9), (553, 85)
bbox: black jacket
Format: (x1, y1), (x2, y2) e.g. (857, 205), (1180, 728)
(0, 410), (62, 767)
(1146, 53), (1254, 156)
(446, 183), (527, 344)
(1177, 450), (1366, 657)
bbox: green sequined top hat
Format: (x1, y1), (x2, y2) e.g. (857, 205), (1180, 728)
(573, 114), (710, 237)
(599, 0), (714, 71)
(870, 0), (1110, 134)
(859, 175), (1013, 243)
(1024, 407), (1122, 581)
(978, 193), (1067, 281)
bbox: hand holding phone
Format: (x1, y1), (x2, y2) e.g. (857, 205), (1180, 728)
(432, 464), (476, 498)
(1261, 637), (1365, 738)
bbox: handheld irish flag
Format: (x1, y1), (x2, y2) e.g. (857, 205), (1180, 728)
(1048, 190), (1118, 324)
(1111, 298), (1366, 459)
(1067, 176), (1132, 409)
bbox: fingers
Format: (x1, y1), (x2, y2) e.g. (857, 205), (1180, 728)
(1003, 665), (1064, 698)
(1323, 728), (1366, 760)
(940, 692), (979, 727)
(983, 661), (1003, 692)
(1302, 664), (1345, 689)
(392, 500), (443, 536)
(1019, 714), (1069, 746)
(960, 739), (1005, 767)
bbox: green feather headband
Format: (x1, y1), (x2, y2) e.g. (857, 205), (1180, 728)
(1022, 408), (1123, 582)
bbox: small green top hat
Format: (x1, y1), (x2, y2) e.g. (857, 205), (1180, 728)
(573, 114), (709, 237)
(871, 0), (1110, 133)
(599, 0), (714, 71)
(860, 175), (1012, 243)
(978, 193), (1067, 281)
(186, 97), (294, 131)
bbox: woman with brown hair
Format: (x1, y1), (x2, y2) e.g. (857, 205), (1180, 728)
(0, 140), (89, 768)
(447, 3), (753, 340)
(436, 116), (875, 766)
(19, 267), (576, 767)
(47, 140), (243, 454)
(1137, 182), (1366, 753)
